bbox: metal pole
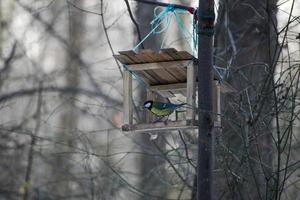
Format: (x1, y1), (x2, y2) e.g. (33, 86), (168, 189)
(197, 0), (215, 199)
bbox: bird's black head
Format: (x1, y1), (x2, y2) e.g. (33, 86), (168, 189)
(143, 100), (153, 110)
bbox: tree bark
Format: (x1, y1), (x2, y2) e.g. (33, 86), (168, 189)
(197, 1), (215, 199)
(51, 0), (83, 197)
(214, 0), (278, 199)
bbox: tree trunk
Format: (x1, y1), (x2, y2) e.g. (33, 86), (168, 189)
(214, 0), (278, 199)
(51, 0), (83, 197)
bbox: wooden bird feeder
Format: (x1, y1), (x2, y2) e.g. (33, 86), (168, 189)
(114, 48), (235, 133)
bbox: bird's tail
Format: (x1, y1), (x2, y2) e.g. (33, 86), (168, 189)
(176, 103), (189, 110)
(175, 101), (195, 109)
(178, 103), (195, 109)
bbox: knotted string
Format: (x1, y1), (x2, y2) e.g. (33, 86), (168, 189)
(131, 5), (228, 81)
(133, 5), (192, 52)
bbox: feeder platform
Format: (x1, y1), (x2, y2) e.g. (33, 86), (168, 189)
(114, 48), (235, 132)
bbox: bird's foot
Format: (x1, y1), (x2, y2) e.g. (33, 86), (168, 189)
(163, 116), (169, 125)
(153, 118), (163, 123)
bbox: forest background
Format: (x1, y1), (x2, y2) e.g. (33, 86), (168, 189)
(0, 0), (299, 199)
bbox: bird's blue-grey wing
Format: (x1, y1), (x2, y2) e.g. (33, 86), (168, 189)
(154, 102), (176, 109)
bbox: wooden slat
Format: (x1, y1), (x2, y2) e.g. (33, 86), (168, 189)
(123, 71), (133, 126)
(122, 120), (221, 132)
(150, 83), (187, 91)
(149, 81), (234, 94)
(156, 52), (174, 62)
(113, 55), (135, 65)
(160, 52), (186, 82)
(127, 60), (191, 71)
(144, 51), (166, 62)
(156, 53), (189, 82)
(160, 48), (178, 53)
(136, 71), (158, 85)
(177, 51), (194, 60)
(122, 120), (197, 132)
(186, 64), (196, 121)
(161, 49), (194, 60)
(159, 61), (189, 81)
(163, 68), (186, 82)
(115, 49), (193, 65)
(119, 50), (144, 63)
(170, 65), (187, 79)
(158, 52), (175, 61)
(135, 49), (159, 63)
(130, 50), (162, 63)
(134, 53), (154, 63)
(160, 48), (182, 60)
(143, 70), (163, 84)
(156, 54), (185, 82)
(151, 69), (179, 84)
(131, 71), (152, 85)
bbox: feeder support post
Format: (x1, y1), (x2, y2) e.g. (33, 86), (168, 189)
(186, 62), (196, 122)
(197, 0), (215, 199)
(123, 70), (133, 129)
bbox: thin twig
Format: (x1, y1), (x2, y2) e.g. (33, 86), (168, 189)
(178, 130), (196, 169)
(124, 0), (144, 49)
(99, 0), (123, 76)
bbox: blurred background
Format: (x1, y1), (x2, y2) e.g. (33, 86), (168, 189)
(0, 0), (299, 199)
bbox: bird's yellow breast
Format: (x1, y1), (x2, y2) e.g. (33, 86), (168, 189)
(150, 107), (174, 117)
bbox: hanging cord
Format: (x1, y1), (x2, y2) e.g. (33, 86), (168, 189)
(192, 10), (198, 55)
(129, 4), (198, 90)
(151, 5), (176, 34)
(171, 9), (197, 54)
(132, 5), (194, 52)
(132, 5), (229, 82)
(193, 8), (228, 81)
(122, 64), (151, 89)
(128, 5), (226, 108)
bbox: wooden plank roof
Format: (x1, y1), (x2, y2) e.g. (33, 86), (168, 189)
(114, 48), (236, 93)
(114, 48), (195, 86)
(114, 48), (193, 64)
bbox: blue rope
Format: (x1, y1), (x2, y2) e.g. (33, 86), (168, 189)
(192, 13), (198, 54)
(132, 5), (192, 52)
(173, 11), (198, 55)
(131, 5), (228, 82)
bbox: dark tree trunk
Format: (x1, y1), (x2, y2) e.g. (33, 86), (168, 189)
(214, 0), (278, 199)
(51, 0), (83, 197)
(197, 0), (215, 199)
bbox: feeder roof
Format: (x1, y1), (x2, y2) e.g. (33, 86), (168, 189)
(114, 48), (236, 93)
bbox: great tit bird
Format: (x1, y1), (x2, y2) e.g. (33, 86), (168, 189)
(143, 100), (186, 119)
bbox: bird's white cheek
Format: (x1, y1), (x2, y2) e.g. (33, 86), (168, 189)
(144, 103), (151, 108)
